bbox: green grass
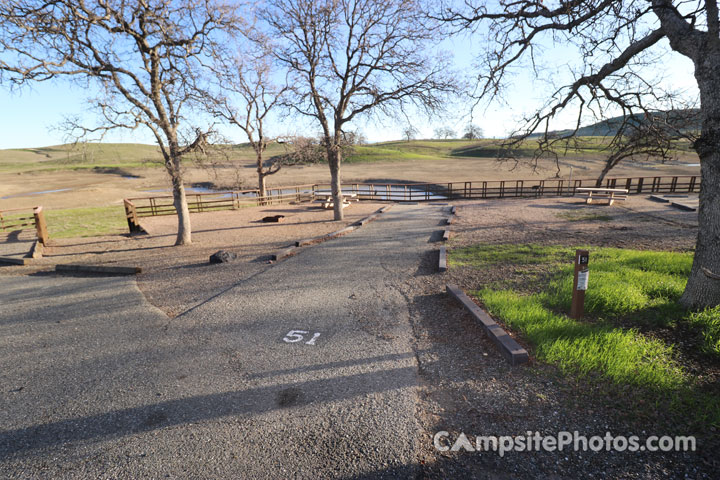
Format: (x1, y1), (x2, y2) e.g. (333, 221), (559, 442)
(688, 306), (720, 355)
(481, 289), (685, 389)
(45, 206), (127, 239)
(449, 244), (719, 427)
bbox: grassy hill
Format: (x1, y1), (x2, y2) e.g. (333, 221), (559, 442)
(0, 136), (697, 174)
(540, 109), (702, 138)
(0, 143), (165, 173)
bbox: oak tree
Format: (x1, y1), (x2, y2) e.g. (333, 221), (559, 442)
(442, 0), (720, 308)
(0, 0), (239, 245)
(262, 0), (455, 220)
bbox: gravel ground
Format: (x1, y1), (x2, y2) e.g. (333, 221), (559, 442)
(405, 195), (717, 479)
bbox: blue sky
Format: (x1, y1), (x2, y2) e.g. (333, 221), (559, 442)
(0, 17), (700, 150)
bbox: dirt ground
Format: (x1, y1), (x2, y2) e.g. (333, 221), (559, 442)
(451, 194), (697, 251)
(0, 201), (384, 317)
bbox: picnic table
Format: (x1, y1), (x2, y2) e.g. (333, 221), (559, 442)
(575, 187), (629, 206)
(314, 191), (358, 209)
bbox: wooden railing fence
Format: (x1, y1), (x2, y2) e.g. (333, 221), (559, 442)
(0, 206), (49, 244)
(122, 175), (700, 233)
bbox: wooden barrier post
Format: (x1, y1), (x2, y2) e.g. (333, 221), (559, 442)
(570, 249), (589, 319)
(33, 206), (49, 245)
(123, 199), (144, 234)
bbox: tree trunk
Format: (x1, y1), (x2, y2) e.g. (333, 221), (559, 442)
(168, 159), (192, 246)
(680, 71), (720, 308)
(258, 159), (267, 206)
(595, 162), (613, 186)
(328, 147), (343, 221)
(680, 151), (720, 308)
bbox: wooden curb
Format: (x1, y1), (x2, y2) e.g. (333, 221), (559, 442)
(442, 229), (450, 241)
(438, 246), (447, 272)
(446, 284), (529, 366)
(56, 264), (142, 275)
(379, 204), (394, 213)
(271, 246), (299, 261)
(450, 205), (456, 215)
(0, 256), (33, 266)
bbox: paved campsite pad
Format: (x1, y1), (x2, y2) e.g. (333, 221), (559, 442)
(0, 204), (446, 478)
(1, 197), (713, 479)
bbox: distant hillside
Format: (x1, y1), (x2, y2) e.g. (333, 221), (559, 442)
(540, 109), (701, 138)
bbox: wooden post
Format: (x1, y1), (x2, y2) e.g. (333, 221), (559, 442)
(570, 249), (589, 319)
(123, 199), (144, 234)
(33, 206), (49, 245)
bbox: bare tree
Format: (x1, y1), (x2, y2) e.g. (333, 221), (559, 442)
(462, 124), (483, 140)
(403, 125), (420, 142)
(434, 126), (456, 139)
(0, 0), (239, 245)
(275, 136), (327, 165)
(262, 0), (456, 220)
(594, 110), (699, 185)
(441, 1), (720, 308)
(207, 54), (288, 200)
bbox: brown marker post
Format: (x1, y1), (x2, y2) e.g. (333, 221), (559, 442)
(570, 249), (589, 319)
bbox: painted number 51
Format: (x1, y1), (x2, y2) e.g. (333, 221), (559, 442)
(283, 330), (321, 345)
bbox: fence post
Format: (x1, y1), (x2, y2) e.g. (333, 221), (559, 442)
(33, 206), (50, 245)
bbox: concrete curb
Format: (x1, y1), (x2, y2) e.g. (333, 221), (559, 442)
(670, 201), (697, 212)
(56, 264), (142, 275)
(296, 226), (356, 247)
(271, 246), (299, 261)
(274, 203), (395, 263)
(446, 284), (529, 366)
(438, 246), (447, 272)
(442, 229), (450, 241)
(356, 213), (380, 226)
(30, 241), (44, 259)
(0, 256), (33, 266)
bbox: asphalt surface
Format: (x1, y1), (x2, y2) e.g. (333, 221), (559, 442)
(0, 204), (447, 479)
